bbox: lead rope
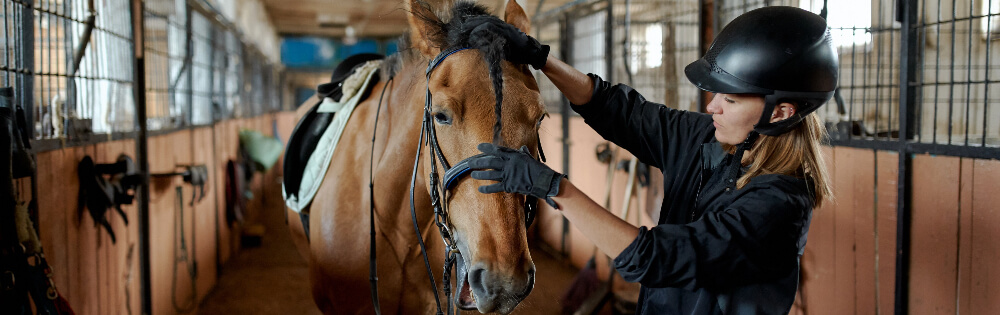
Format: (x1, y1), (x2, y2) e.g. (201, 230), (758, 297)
(369, 73), (393, 315)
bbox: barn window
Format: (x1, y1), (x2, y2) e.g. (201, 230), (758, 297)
(798, 0), (873, 49)
(982, 0), (1000, 38)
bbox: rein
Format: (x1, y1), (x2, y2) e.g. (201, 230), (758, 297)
(369, 72), (394, 315)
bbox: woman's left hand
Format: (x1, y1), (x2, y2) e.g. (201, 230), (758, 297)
(468, 143), (565, 208)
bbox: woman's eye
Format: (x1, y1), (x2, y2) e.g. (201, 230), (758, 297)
(433, 112), (451, 125)
(724, 97), (735, 104)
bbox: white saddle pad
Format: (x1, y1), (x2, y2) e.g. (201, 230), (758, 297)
(283, 60), (381, 212)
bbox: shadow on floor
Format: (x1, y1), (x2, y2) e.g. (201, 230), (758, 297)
(197, 219), (617, 314)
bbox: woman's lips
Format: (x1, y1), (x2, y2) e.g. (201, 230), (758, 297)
(713, 121), (720, 128)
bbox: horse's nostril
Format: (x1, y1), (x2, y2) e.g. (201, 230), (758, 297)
(521, 273), (535, 298)
(468, 267), (487, 294)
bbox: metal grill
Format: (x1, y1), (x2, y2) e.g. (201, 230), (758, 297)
(1, 0), (32, 135)
(20, 0), (134, 140)
(916, 0), (1000, 148)
(534, 17), (562, 113)
(219, 29), (241, 118)
(612, 0), (701, 112)
(143, 0), (281, 129)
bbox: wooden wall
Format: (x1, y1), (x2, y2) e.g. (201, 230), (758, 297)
(537, 115), (1000, 314)
(32, 112), (296, 315)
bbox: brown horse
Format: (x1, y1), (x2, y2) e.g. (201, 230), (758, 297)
(285, 0), (545, 314)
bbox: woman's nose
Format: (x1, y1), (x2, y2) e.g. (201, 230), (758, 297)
(706, 94), (722, 114)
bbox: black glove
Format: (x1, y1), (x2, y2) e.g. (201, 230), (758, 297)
(467, 17), (550, 70)
(468, 143), (566, 208)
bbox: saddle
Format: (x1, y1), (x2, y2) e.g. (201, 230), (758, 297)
(283, 53), (384, 201)
(77, 155), (140, 244)
(283, 53), (383, 241)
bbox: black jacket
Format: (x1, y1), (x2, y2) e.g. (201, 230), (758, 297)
(572, 74), (814, 315)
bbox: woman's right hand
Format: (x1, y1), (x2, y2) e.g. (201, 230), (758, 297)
(467, 17), (550, 70)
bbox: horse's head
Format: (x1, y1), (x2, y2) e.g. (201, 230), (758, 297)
(405, 0), (544, 313)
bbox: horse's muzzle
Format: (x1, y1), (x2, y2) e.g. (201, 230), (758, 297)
(464, 262), (535, 314)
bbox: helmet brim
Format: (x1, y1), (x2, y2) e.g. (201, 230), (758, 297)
(684, 59), (773, 95)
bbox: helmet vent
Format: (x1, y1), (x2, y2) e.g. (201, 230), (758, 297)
(706, 43), (726, 73)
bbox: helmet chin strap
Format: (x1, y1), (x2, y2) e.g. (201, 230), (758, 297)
(754, 93), (812, 136)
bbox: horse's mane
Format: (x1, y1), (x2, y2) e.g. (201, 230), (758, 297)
(381, 0), (510, 144)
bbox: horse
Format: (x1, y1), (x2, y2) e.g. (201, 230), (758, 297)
(284, 0), (546, 313)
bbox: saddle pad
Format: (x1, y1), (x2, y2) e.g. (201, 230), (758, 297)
(283, 60), (381, 212)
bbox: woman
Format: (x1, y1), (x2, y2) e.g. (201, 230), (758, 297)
(465, 6), (837, 315)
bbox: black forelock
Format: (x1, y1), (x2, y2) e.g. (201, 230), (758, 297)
(404, 1), (513, 144)
(441, 1), (508, 144)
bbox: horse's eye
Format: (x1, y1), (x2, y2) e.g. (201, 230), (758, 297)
(433, 112), (452, 125)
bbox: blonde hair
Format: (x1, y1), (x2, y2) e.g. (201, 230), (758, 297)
(724, 113), (833, 208)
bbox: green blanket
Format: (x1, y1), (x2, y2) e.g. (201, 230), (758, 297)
(239, 129), (283, 172)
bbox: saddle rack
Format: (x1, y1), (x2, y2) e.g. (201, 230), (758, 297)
(151, 164), (209, 206)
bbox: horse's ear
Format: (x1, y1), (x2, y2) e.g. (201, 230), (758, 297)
(504, 0), (531, 34)
(406, 0), (443, 56)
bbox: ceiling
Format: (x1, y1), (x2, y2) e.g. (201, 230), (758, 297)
(262, 0), (577, 38)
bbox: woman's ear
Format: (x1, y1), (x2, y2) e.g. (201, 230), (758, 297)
(770, 102), (797, 123)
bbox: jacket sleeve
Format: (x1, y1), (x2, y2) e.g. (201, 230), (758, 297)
(611, 179), (813, 290)
(572, 74), (713, 170)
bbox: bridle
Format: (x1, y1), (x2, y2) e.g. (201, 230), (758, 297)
(368, 46), (542, 315)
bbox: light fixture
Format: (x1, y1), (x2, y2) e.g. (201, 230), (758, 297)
(344, 26), (358, 45)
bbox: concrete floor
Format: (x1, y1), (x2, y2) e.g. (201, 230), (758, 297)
(196, 218), (613, 315)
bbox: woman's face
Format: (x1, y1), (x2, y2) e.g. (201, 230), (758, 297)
(706, 93), (765, 145)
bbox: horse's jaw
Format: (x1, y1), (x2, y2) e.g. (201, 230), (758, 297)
(455, 252), (478, 310)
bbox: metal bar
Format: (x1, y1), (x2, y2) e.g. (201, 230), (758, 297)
(20, 0), (34, 140)
(908, 142), (1000, 160)
(560, 13), (571, 256)
(4, 0), (11, 85)
(874, 0), (883, 140)
(208, 22), (216, 122)
(895, 0), (919, 314)
(948, 0), (957, 144)
(849, 19), (858, 136)
(986, 0), (993, 147)
(63, 0), (75, 139)
(965, 0), (973, 146)
(933, 0), (942, 144)
(915, 0), (927, 143)
(185, 3), (193, 127)
(861, 9), (870, 139)
(129, 0), (151, 313)
(887, 0), (897, 139)
(605, 0), (612, 85)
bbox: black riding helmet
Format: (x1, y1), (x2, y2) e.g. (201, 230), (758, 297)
(684, 6), (839, 136)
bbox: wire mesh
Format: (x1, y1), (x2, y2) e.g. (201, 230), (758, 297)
(611, 0), (700, 112)
(22, 0), (134, 140)
(143, 0), (187, 130)
(917, 0), (1000, 147)
(534, 17), (562, 113)
(571, 8), (608, 80)
(1, 0), (32, 133)
(190, 10), (212, 125)
(143, 0), (280, 129)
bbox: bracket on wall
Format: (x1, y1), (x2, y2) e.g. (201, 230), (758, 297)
(151, 165), (208, 206)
